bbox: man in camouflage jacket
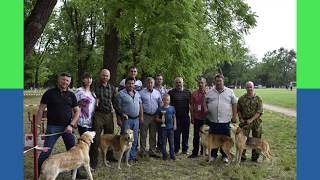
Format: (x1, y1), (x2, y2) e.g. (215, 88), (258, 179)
(237, 81), (263, 162)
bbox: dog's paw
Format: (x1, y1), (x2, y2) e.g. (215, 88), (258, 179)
(117, 166), (122, 170)
(126, 163), (131, 168)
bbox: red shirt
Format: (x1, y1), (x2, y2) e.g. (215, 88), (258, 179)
(191, 89), (207, 120)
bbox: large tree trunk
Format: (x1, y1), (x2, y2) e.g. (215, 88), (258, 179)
(24, 0), (57, 61)
(103, 25), (120, 86)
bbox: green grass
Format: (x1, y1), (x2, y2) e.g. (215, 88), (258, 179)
(24, 96), (296, 180)
(234, 88), (296, 109)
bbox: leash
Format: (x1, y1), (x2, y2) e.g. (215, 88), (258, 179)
(41, 131), (65, 137)
(24, 146), (50, 154)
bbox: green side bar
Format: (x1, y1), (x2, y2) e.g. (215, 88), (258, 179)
(0, 1), (23, 88)
(297, 0), (320, 88)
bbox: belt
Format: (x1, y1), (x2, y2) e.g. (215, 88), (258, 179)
(128, 115), (139, 119)
(143, 112), (156, 116)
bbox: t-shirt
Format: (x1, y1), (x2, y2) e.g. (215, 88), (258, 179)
(75, 87), (96, 128)
(157, 105), (175, 129)
(168, 88), (191, 119)
(40, 87), (78, 126)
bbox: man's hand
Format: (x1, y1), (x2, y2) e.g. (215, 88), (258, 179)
(231, 116), (237, 123)
(174, 125), (177, 131)
(122, 113), (128, 120)
(65, 125), (73, 134)
(239, 118), (244, 123)
(246, 118), (254, 124)
(140, 117), (144, 124)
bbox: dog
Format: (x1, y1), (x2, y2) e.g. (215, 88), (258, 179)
(41, 131), (96, 180)
(199, 124), (234, 163)
(230, 123), (272, 164)
(100, 129), (134, 169)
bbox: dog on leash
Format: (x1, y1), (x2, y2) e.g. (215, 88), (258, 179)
(41, 131), (96, 180)
(230, 123), (272, 164)
(100, 129), (134, 169)
(199, 124), (234, 163)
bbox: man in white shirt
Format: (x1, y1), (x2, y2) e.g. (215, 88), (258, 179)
(119, 66), (142, 91)
(204, 74), (237, 163)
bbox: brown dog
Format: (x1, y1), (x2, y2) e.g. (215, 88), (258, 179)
(199, 125), (234, 163)
(41, 131), (96, 180)
(231, 124), (272, 164)
(100, 129), (134, 169)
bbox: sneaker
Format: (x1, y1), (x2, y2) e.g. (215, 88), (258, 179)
(251, 159), (258, 163)
(149, 151), (161, 158)
(223, 157), (229, 163)
(129, 158), (138, 164)
(182, 151), (188, 155)
(188, 154), (198, 158)
(171, 156), (176, 160)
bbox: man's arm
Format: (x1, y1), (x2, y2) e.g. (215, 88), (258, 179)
(231, 103), (237, 123)
(139, 103), (144, 124)
(173, 113), (177, 130)
(65, 106), (80, 133)
(35, 104), (47, 125)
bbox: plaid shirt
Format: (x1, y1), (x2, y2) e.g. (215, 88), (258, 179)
(94, 83), (121, 115)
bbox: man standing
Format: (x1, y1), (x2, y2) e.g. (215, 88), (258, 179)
(154, 74), (167, 152)
(155, 74), (167, 97)
(36, 72), (82, 177)
(204, 74), (237, 163)
(119, 66), (143, 91)
(237, 81), (263, 162)
(90, 69), (125, 170)
(118, 77), (144, 162)
(139, 77), (162, 158)
(168, 77), (191, 154)
(188, 77), (207, 158)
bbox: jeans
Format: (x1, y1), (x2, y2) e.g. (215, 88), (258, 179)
(121, 118), (139, 160)
(38, 125), (75, 174)
(191, 119), (204, 156)
(174, 117), (190, 153)
(162, 128), (175, 159)
(207, 121), (230, 158)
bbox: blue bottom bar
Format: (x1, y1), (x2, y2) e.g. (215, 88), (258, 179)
(297, 89), (320, 179)
(0, 89), (23, 179)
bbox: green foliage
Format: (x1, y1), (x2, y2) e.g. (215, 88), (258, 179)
(24, 0), (257, 89)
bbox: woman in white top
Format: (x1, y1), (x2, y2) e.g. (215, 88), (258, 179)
(75, 72), (96, 135)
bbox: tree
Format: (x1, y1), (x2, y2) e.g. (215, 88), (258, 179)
(24, 0), (57, 61)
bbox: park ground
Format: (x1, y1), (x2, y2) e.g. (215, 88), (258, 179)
(24, 88), (296, 180)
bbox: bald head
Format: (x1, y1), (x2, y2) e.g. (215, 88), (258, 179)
(100, 69), (110, 84)
(245, 81), (255, 96)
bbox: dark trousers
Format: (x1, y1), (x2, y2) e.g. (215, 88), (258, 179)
(89, 111), (114, 168)
(240, 119), (262, 160)
(156, 123), (162, 151)
(162, 128), (175, 159)
(207, 121), (230, 158)
(174, 117), (190, 153)
(191, 119), (204, 156)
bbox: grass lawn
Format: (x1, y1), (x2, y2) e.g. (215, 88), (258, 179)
(24, 96), (296, 180)
(234, 88), (296, 109)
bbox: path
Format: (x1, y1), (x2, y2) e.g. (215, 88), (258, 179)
(263, 103), (296, 117)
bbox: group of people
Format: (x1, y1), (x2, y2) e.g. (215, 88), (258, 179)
(35, 66), (264, 178)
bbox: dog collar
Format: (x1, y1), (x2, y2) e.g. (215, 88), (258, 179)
(79, 138), (90, 146)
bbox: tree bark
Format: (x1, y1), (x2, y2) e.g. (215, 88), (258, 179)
(24, 0), (57, 61)
(103, 25), (120, 86)
(103, 10), (121, 86)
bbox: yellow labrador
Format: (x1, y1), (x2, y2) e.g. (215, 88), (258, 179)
(41, 131), (96, 180)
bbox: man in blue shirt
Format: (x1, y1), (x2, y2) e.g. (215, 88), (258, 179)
(117, 77), (144, 162)
(140, 77), (162, 158)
